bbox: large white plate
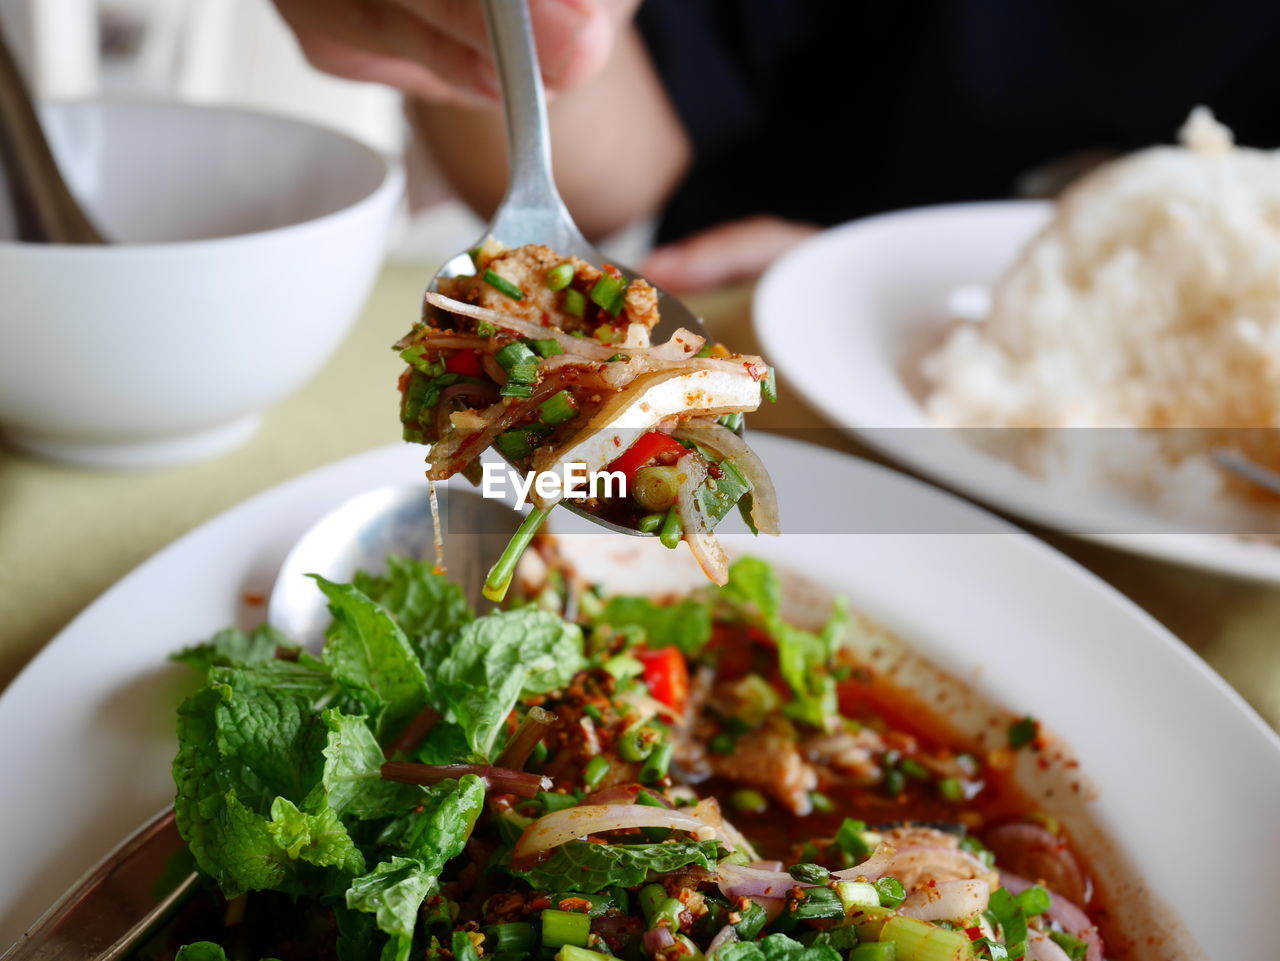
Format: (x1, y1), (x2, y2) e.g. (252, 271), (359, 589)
(2, 436), (1277, 957)
(754, 201), (1280, 582)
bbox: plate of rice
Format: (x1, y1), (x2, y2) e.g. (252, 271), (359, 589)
(754, 108), (1280, 581)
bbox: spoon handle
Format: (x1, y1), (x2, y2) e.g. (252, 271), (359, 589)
(0, 26), (104, 244)
(481, 0), (587, 250)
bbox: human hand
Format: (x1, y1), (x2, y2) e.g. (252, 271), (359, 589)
(638, 216), (820, 294)
(272, 0), (633, 105)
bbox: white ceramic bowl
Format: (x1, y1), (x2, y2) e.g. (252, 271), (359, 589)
(0, 99), (404, 468)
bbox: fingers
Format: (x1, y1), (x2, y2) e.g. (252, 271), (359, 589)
(639, 217), (821, 294)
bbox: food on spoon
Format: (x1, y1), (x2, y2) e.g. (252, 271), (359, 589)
(922, 108), (1280, 511)
(395, 242), (778, 596)
(168, 556), (1110, 961)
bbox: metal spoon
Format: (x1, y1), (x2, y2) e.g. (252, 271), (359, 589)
(0, 486), (519, 961)
(0, 26), (105, 244)
(424, 0), (714, 538)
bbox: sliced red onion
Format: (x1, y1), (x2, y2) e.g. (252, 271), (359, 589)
(1026, 932), (1073, 961)
(642, 926), (675, 957)
(831, 842), (897, 882)
(887, 845), (995, 887)
(434, 382), (500, 440)
(899, 878), (990, 921)
(675, 453), (728, 585)
(746, 860), (784, 872)
(513, 803), (718, 864)
(705, 925), (739, 958)
(1001, 872), (1103, 961)
(673, 420), (780, 535)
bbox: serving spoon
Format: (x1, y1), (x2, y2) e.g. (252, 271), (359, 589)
(0, 486), (518, 961)
(424, 0), (715, 540)
(0, 26), (105, 244)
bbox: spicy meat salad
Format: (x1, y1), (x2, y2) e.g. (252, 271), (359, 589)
(395, 243), (779, 596)
(169, 557), (1106, 961)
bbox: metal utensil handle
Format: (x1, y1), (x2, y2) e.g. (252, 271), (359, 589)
(481, 0), (567, 219)
(0, 26), (103, 244)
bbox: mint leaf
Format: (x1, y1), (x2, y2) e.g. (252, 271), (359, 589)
(435, 609), (584, 759)
(314, 577), (430, 739)
(507, 839), (722, 892)
(720, 558), (846, 727)
(264, 796), (363, 873)
(172, 626), (296, 673)
(174, 943), (281, 961)
(346, 776), (485, 937)
(346, 857), (438, 940)
(719, 934), (842, 961)
(319, 710), (419, 819)
(597, 596), (712, 655)
(353, 556), (473, 667)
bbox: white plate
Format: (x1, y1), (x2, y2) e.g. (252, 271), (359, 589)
(754, 200), (1280, 582)
(2, 436), (1277, 957)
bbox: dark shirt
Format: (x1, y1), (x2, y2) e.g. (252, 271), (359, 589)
(636, 0), (1280, 242)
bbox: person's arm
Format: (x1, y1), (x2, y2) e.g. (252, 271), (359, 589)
(410, 23), (691, 240)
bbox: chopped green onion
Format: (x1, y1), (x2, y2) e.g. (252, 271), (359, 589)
(477, 320), (497, 336)
(1008, 716), (1039, 749)
(761, 366), (778, 403)
(787, 886), (843, 921)
(484, 269), (524, 300)
(467, 245), (483, 268)
(604, 655), (645, 682)
(708, 732), (736, 755)
(717, 412), (744, 432)
(639, 741), (673, 783)
(809, 791), (836, 814)
(495, 427), (549, 460)
(695, 344), (717, 358)
(637, 512), (665, 534)
(541, 910), (590, 949)
(529, 338), (564, 358)
(985, 888), (1026, 954)
(530, 741), (549, 765)
(538, 390), (578, 426)
(788, 863), (830, 884)
(582, 703), (604, 723)
(849, 944), (897, 961)
(733, 901), (768, 940)
(495, 341), (539, 375)
(581, 757), (609, 793)
(873, 877), (906, 910)
(807, 928), (861, 952)
(635, 787), (666, 809)
(834, 818), (872, 861)
(938, 777), (964, 803)
(650, 897), (684, 932)
(1015, 885), (1051, 918)
(589, 275), (626, 315)
(882, 767), (905, 798)
(537, 791), (579, 813)
(546, 262), (576, 291)
(730, 788), (767, 814)
(485, 923), (536, 955)
(563, 288), (586, 317)
(398, 346), (445, 376)
(606, 353), (628, 362)
(555, 946), (614, 961)
(632, 465), (682, 512)
(1048, 931), (1089, 961)
(877, 916), (974, 961)
(484, 506), (552, 602)
(500, 381), (535, 398)
(658, 506), (683, 549)
(638, 884), (667, 921)
(900, 758), (931, 781)
(616, 727), (653, 763)
(835, 880), (880, 912)
(552, 893), (616, 917)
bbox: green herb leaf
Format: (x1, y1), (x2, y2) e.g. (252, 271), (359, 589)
(319, 709), (420, 819)
(596, 596), (712, 655)
(172, 626), (296, 673)
(507, 839), (722, 893)
(435, 609), (585, 759)
(345, 857), (438, 940)
(353, 557), (473, 670)
(718, 933), (842, 961)
(263, 796), (363, 873)
(313, 577), (430, 739)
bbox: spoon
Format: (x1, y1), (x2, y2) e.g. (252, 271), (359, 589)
(0, 485), (522, 961)
(424, 0), (714, 541)
(0, 26), (105, 244)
